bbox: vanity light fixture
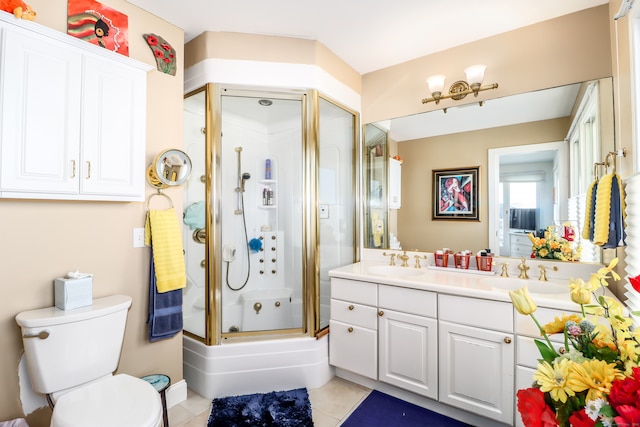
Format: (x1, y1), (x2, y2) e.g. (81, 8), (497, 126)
(422, 65), (499, 105)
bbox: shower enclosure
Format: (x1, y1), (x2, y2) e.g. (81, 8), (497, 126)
(182, 84), (359, 346)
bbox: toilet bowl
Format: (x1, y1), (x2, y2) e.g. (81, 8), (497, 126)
(15, 295), (163, 427)
(51, 374), (162, 427)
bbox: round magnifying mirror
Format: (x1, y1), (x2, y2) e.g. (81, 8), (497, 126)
(147, 149), (192, 189)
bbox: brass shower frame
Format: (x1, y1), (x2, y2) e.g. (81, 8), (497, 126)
(187, 84), (359, 346)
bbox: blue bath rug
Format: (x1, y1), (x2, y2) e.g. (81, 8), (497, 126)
(207, 388), (313, 427)
(341, 390), (472, 427)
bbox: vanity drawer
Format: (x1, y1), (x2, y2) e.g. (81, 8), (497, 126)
(330, 299), (378, 329)
(331, 278), (377, 306)
(510, 233), (531, 245)
(378, 285), (437, 318)
(516, 307), (580, 337)
(439, 294), (513, 333)
(516, 335), (565, 368)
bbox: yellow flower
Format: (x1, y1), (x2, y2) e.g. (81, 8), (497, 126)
(509, 287), (537, 315)
(569, 278), (591, 305)
(538, 248), (549, 258)
(542, 314), (582, 335)
(534, 359), (578, 403)
(567, 359), (620, 401)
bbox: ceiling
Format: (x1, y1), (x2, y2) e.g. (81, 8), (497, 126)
(134, 1), (609, 140)
(126, 0), (608, 75)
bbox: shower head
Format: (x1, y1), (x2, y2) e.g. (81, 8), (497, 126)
(240, 172), (251, 192)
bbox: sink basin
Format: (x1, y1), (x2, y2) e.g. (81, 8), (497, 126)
(367, 265), (424, 277)
(480, 277), (568, 295)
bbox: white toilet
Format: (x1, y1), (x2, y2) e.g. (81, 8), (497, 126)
(15, 295), (163, 427)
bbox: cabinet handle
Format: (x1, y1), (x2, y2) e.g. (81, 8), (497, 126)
(348, 305), (354, 311)
(86, 161), (91, 179)
(71, 160), (76, 178)
(347, 327), (353, 333)
(504, 337), (512, 344)
(378, 310), (384, 317)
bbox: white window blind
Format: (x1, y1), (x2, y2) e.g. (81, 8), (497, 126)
(624, 173), (640, 322)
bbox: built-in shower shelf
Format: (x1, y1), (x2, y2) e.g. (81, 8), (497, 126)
(260, 179), (276, 185)
(259, 205), (277, 209)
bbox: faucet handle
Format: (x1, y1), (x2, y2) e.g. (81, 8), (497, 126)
(500, 262), (509, 277)
(414, 254), (427, 268)
(538, 264), (558, 281)
(517, 257), (530, 279)
(382, 252), (396, 266)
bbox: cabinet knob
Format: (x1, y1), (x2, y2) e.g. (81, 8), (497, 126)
(71, 160), (76, 179)
(347, 327), (353, 333)
(348, 305), (354, 311)
(559, 346), (566, 354)
(85, 161), (91, 179)
(378, 310), (384, 317)
(504, 337), (512, 344)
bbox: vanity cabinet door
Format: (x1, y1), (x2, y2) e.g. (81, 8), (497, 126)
(439, 320), (514, 424)
(378, 309), (438, 399)
(329, 319), (377, 380)
(0, 25), (82, 195)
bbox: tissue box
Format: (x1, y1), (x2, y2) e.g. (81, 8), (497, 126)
(54, 277), (93, 310)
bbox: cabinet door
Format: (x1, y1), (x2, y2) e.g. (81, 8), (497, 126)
(439, 320), (514, 424)
(80, 56), (146, 199)
(379, 309), (438, 399)
(1, 26), (81, 194)
(329, 319), (377, 380)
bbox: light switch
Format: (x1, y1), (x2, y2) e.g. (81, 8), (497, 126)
(319, 204), (329, 219)
(133, 228), (146, 247)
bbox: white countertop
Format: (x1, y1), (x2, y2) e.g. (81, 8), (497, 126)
(329, 259), (613, 312)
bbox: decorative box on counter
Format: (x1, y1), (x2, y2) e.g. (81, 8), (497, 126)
(54, 273), (93, 310)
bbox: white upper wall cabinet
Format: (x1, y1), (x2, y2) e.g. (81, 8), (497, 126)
(0, 16), (151, 201)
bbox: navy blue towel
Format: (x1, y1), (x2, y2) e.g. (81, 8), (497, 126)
(148, 248), (183, 342)
(602, 174), (627, 249)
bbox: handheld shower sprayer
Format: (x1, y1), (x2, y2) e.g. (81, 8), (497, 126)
(240, 172), (251, 193)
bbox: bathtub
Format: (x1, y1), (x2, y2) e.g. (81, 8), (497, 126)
(182, 334), (334, 399)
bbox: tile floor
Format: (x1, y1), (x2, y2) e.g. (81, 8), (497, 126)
(169, 376), (372, 427)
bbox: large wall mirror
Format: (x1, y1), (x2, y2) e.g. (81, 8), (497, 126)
(363, 77), (614, 265)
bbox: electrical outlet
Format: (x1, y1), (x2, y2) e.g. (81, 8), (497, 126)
(133, 228), (146, 248)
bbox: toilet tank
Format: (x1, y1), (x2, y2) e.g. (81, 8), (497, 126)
(15, 295), (132, 395)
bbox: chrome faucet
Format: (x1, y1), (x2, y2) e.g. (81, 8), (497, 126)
(517, 257), (530, 279)
(538, 264), (558, 281)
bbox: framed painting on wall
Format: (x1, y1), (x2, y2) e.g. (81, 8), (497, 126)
(67, 0), (129, 56)
(432, 166), (480, 221)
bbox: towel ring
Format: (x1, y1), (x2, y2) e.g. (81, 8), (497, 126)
(604, 148), (628, 174)
(146, 191), (174, 210)
(593, 162), (605, 180)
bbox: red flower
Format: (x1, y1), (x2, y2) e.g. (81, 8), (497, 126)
(146, 35), (158, 46)
(568, 409), (596, 427)
(163, 58), (171, 63)
(160, 43), (171, 51)
(609, 375), (640, 408)
(630, 274), (640, 293)
(517, 388), (558, 427)
(154, 50), (164, 58)
(614, 405), (640, 426)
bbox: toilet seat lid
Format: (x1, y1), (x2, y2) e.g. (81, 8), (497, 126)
(51, 374), (162, 427)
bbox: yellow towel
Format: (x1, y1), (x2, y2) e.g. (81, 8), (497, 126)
(593, 173), (626, 247)
(582, 179), (597, 240)
(145, 208), (186, 293)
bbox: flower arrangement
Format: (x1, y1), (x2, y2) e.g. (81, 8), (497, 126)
(510, 258), (640, 427)
(528, 225), (581, 262)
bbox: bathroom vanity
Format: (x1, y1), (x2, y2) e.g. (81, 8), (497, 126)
(328, 255), (606, 427)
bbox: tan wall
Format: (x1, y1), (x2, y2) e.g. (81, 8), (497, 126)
(397, 118), (570, 252)
(185, 31), (361, 95)
(0, 1), (185, 425)
(362, 5), (612, 124)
